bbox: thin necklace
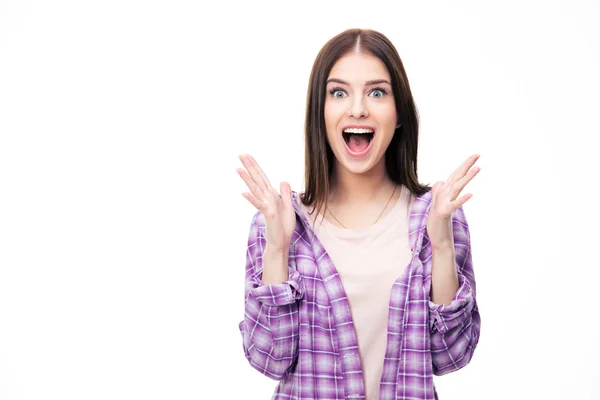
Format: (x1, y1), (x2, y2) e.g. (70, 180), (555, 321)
(327, 185), (397, 229)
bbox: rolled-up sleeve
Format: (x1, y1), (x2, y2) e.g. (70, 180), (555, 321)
(249, 266), (304, 306)
(428, 206), (481, 376)
(238, 213), (303, 380)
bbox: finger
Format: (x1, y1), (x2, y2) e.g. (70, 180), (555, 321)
(237, 168), (265, 201)
(248, 154), (274, 189)
(450, 193), (473, 210)
(452, 166), (480, 197)
(447, 154), (480, 184)
(238, 165), (281, 209)
(240, 154), (271, 190)
(447, 154), (479, 183)
(241, 192), (265, 211)
(239, 154), (269, 191)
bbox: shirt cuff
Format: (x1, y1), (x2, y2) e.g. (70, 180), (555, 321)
(429, 274), (474, 334)
(249, 267), (304, 306)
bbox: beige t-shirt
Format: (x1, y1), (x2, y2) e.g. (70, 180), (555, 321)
(298, 186), (414, 400)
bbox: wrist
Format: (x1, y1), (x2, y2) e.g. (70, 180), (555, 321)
(430, 240), (454, 252)
(264, 243), (290, 256)
(261, 245), (290, 285)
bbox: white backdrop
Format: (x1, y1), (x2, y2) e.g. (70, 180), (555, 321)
(1, 0), (599, 399)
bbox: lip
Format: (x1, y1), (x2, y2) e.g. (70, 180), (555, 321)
(341, 124), (376, 157)
(341, 124), (377, 135)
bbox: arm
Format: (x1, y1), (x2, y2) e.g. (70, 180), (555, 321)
(238, 213), (303, 380)
(428, 206), (481, 375)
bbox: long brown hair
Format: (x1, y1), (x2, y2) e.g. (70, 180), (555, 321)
(300, 28), (431, 218)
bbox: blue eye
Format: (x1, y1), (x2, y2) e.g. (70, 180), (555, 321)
(329, 88), (347, 98)
(369, 88), (387, 98)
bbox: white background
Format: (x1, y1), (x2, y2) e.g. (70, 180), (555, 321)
(1, 0), (599, 399)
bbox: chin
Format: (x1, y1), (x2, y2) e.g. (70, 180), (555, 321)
(335, 152), (382, 175)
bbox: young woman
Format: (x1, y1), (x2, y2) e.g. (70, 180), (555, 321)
(236, 28), (481, 400)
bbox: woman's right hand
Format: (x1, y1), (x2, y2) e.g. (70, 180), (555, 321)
(237, 154), (296, 252)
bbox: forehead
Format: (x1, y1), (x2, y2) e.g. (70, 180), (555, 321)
(327, 52), (391, 83)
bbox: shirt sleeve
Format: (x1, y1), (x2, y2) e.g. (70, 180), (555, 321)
(238, 212), (303, 380)
(428, 206), (481, 376)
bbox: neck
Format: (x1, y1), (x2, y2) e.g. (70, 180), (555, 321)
(329, 159), (394, 205)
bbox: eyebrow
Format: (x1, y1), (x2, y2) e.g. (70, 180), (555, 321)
(326, 78), (391, 86)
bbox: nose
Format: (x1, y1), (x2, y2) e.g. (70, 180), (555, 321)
(347, 95), (368, 118)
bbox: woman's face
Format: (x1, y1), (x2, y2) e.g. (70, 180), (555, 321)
(324, 51), (397, 176)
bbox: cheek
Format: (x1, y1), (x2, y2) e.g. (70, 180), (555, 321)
(373, 103), (398, 126)
(324, 102), (343, 129)
(324, 103), (334, 117)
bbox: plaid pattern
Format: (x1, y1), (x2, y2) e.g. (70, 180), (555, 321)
(239, 189), (480, 399)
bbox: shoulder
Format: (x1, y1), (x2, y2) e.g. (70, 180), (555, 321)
(409, 188), (433, 225)
(412, 187), (433, 209)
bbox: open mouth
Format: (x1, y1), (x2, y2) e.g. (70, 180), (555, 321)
(343, 128), (375, 154)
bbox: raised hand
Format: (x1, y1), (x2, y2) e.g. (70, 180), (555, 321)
(237, 154), (296, 252)
(427, 154), (481, 247)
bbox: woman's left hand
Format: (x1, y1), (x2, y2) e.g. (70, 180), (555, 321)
(427, 154), (481, 248)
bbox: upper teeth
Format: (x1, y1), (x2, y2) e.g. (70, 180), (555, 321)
(344, 128), (374, 134)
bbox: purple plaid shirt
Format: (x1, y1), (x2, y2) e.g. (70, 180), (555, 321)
(239, 189), (480, 399)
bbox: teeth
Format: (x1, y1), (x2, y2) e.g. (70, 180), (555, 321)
(343, 128), (374, 134)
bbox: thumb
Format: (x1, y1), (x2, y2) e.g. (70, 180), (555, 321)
(280, 181), (292, 206)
